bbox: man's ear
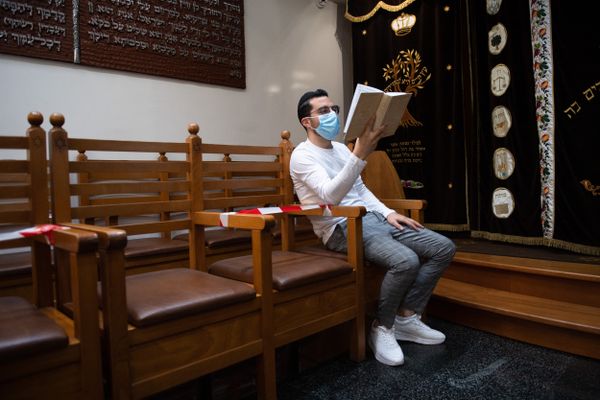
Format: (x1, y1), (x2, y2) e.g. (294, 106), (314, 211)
(301, 118), (313, 130)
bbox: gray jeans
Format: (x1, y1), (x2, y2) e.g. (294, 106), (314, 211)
(325, 211), (456, 328)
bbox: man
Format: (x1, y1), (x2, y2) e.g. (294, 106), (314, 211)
(290, 89), (456, 366)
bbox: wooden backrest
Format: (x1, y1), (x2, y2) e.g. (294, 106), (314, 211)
(0, 112), (49, 234)
(49, 114), (202, 239)
(0, 112), (52, 305)
(346, 144), (426, 223)
(361, 150), (407, 199)
(198, 130), (294, 212)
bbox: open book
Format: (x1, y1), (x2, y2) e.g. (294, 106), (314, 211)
(343, 84), (412, 141)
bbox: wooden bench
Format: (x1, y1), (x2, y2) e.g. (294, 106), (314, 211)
(1, 222), (104, 398)
(0, 112), (50, 302)
(285, 145), (430, 367)
(183, 125), (319, 265)
(48, 114), (200, 311)
(47, 115), (368, 397)
(195, 130), (367, 373)
(72, 219), (278, 399)
(48, 114), (279, 398)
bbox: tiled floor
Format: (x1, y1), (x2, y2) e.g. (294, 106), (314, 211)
(277, 317), (600, 400)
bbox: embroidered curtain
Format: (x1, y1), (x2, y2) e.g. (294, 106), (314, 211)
(547, 1), (600, 251)
(468, 0), (543, 243)
(347, 0), (599, 254)
(348, 0), (469, 231)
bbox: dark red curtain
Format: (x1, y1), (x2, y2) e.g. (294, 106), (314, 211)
(349, 0), (469, 230)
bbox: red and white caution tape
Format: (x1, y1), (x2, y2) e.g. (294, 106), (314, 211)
(218, 204), (330, 227)
(0, 224), (69, 245)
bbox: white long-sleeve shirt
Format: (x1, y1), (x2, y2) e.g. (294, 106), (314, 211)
(290, 140), (395, 244)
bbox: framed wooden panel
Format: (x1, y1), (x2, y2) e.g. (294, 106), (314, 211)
(0, 0), (245, 88)
(0, 0), (73, 63)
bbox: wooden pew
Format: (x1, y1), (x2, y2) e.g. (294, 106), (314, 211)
(49, 114), (192, 279)
(0, 112), (50, 302)
(71, 219), (277, 399)
(181, 124), (319, 265)
(48, 114), (277, 399)
(267, 138), (428, 367)
(196, 131), (367, 374)
(0, 224), (104, 398)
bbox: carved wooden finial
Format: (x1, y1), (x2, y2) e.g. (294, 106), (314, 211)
(49, 113), (65, 128)
(188, 123), (199, 135)
(280, 130), (291, 140)
(27, 111), (43, 127)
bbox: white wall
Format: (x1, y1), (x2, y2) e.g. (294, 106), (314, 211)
(0, 0), (346, 147)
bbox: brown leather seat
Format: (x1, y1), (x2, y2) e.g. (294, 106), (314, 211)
(210, 250), (353, 291)
(117, 268), (256, 327)
(0, 296), (68, 360)
(0, 252), (31, 278)
(124, 237), (190, 259)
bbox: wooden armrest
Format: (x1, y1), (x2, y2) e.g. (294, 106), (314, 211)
(59, 223), (128, 251)
(285, 205), (367, 218)
(192, 211), (276, 231)
(381, 199), (427, 211)
(329, 205), (367, 218)
(44, 228), (99, 253)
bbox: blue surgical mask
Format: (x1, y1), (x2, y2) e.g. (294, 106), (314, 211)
(314, 111), (340, 140)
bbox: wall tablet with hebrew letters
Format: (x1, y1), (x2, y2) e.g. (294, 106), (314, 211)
(0, 0), (73, 63)
(0, 0), (246, 88)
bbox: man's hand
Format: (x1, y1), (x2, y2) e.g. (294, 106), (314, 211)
(386, 212), (424, 231)
(352, 115), (386, 160)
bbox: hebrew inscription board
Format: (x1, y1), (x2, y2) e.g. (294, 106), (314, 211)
(0, 0), (73, 63)
(0, 0), (245, 88)
(80, 0), (245, 87)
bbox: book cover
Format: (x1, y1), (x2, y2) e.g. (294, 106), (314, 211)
(343, 84), (412, 141)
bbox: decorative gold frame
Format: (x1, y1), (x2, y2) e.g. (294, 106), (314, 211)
(344, 0), (418, 23)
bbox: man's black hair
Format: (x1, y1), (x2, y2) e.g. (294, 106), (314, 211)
(297, 89), (329, 124)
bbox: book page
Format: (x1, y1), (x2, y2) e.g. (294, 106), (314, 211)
(344, 84), (383, 133)
(378, 93), (412, 137)
(344, 93), (383, 141)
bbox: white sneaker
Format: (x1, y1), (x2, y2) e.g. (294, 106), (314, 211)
(368, 322), (404, 366)
(394, 314), (446, 345)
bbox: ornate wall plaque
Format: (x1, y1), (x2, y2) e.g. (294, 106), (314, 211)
(79, 0), (245, 88)
(488, 23), (507, 55)
(492, 105), (512, 137)
(493, 147), (515, 180)
(0, 0), (73, 63)
(490, 63), (510, 96)
(0, 0), (246, 88)
(492, 187), (514, 218)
